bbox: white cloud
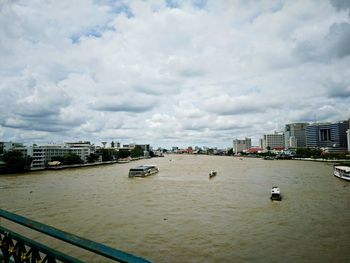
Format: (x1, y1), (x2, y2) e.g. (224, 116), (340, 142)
(0, 0), (349, 148)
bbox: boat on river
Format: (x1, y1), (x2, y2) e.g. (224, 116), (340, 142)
(209, 170), (217, 178)
(128, 165), (159, 177)
(117, 158), (131, 163)
(270, 186), (282, 201)
(333, 166), (350, 181)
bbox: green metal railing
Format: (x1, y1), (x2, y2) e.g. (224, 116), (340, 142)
(0, 209), (152, 263)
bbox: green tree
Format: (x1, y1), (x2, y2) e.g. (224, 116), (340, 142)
(227, 148), (234, 156)
(63, 153), (83, 165)
(101, 149), (115, 162)
(1, 150), (32, 173)
(296, 147), (322, 158)
(87, 153), (99, 163)
(117, 149), (131, 159)
(130, 146), (144, 158)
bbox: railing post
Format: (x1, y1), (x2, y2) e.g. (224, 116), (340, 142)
(1, 231), (11, 262)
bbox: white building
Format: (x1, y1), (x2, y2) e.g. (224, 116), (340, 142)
(26, 146), (45, 169)
(65, 141), (95, 162)
(42, 142), (94, 164)
(2, 141), (95, 169)
(262, 132), (285, 150)
(233, 138), (252, 154)
(289, 136), (297, 148)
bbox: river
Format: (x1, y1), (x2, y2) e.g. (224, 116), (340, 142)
(1, 154), (349, 262)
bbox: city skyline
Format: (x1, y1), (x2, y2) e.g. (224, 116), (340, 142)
(1, 0), (350, 148)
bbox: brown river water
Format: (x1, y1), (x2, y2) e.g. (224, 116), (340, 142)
(1, 154), (350, 263)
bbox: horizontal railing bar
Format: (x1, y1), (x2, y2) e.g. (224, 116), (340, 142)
(0, 226), (83, 263)
(0, 209), (152, 263)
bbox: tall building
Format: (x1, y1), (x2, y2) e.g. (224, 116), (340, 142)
(262, 132), (285, 150)
(347, 129), (350, 152)
(284, 123), (309, 148)
(346, 119), (350, 153)
(306, 120), (349, 152)
(233, 138), (251, 154)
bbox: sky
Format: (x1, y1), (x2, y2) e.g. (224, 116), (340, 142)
(1, 0), (350, 149)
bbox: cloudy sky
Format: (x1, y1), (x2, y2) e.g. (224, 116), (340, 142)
(1, 0), (350, 148)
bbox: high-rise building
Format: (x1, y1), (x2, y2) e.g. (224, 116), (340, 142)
(284, 123), (309, 148)
(262, 132), (284, 150)
(306, 120), (349, 152)
(346, 119), (350, 153)
(347, 129), (350, 152)
(233, 138), (251, 154)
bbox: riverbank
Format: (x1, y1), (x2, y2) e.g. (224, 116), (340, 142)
(44, 156), (148, 171)
(293, 157), (350, 164)
(46, 160), (117, 170)
(1, 156), (149, 174)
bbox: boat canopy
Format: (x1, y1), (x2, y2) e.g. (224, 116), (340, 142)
(129, 165), (157, 171)
(271, 187), (280, 194)
(334, 166), (350, 173)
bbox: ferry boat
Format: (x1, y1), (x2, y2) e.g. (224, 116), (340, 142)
(270, 186), (282, 201)
(128, 165), (159, 177)
(333, 166), (350, 181)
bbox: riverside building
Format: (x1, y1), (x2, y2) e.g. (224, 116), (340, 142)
(306, 120), (349, 153)
(233, 138), (252, 154)
(262, 132), (285, 150)
(1, 141), (95, 170)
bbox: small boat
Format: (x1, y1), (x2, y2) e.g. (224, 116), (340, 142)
(128, 165), (159, 177)
(209, 170), (217, 178)
(270, 186), (282, 201)
(117, 158), (131, 163)
(333, 166), (350, 181)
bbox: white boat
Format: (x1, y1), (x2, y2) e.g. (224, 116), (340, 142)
(209, 170), (217, 178)
(270, 186), (282, 201)
(333, 166), (350, 181)
(128, 165), (159, 177)
(117, 158), (131, 163)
